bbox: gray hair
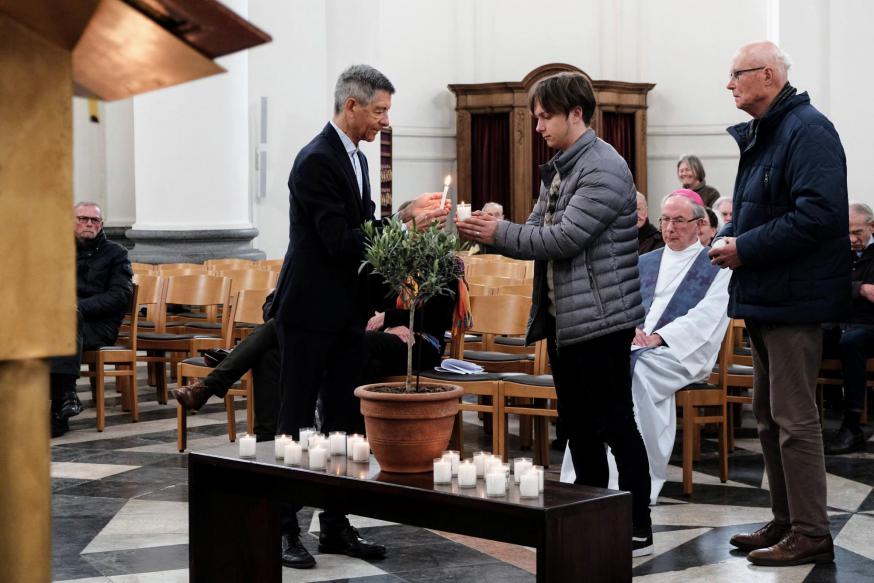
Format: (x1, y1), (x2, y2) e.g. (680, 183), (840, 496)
(663, 192), (706, 220)
(333, 65), (395, 114)
(849, 201), (874, 223)
(482, 202), (503, 214)
(677, 154), (706, 181)
(74, 201), (103, 217)
(713, 197), (732, 212)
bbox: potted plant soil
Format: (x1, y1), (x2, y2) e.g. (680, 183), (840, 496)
(354, 218), (466, 473)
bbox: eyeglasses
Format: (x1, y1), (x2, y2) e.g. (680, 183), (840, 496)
(76, 216), (103, 225)
(659, 216), (700, 227)
(729, 67), (765, 81)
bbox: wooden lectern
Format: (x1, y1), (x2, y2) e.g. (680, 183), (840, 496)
(0, 2), (269, 580)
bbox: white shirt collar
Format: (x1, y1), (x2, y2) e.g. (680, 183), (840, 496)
(329, 120), (358, 156)
(663, 239), (703, 259)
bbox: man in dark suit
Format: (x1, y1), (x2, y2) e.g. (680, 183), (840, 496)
(270, 64), (446, 569)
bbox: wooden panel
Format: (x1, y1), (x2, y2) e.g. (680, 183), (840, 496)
(0, 0), (99, 50)
(72, 0), (224, 101)
(0, 14), (77, 360)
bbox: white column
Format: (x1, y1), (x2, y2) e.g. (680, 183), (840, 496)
(127, 0), (261, 262)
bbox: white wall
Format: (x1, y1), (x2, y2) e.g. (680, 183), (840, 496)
(74, 0), (874, 253)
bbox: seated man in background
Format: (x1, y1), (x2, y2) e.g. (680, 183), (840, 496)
(637, 191), (664, 254)
(561, 190), (730, 502)
(714, 196), (733, 227)
(822, 201), (874, 454)
(481, 201), (504, 220)
(51, 202), (133, 437)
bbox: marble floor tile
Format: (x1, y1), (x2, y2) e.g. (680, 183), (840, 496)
(634, 557), (814, 582)
(633, 527), (711, 568)
(308, 513), (398, 533)
(430, 531), (536, 574)
(82, 500), (188, 554)
(393, 561), (534, 582)
(52, 412), (230, 446)
(826, 473), (873, 512)
(279, 554), (387, 582)
(54, 576), (112, 583)
(651, 503), (776, 528)
(834, 513), (874, 561)
(370, 540), (499, 574)
(52, 462), (141, 480)
(665, 464), (755, 489)
(78, 545), (188, 578)
(121, 434), (233, 454)
(106, 570), (189, 583)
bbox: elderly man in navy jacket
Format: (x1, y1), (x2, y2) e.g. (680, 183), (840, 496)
(710, 41), (850, 567)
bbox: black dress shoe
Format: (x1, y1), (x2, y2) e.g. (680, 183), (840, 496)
(172, 381), (212, 411)
(51, 412), (69, 438)
(319, 525), (386, 559)
(825, 427), (865, 455)
(281, 534), (315, 569)
(59, 394), (83, 420)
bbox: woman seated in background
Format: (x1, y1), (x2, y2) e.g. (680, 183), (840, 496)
(677, 154), (720, 207)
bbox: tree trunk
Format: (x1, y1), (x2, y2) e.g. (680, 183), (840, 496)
(405, 303), (416, 392)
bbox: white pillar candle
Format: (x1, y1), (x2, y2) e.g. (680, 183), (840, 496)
(238, 434), (256, 458)
(433, 458), (452, 485)
(274, 435), (291, 459)
(442, 450), (460, 476)
(486, 456), (504, 475)
(329, 431), (347, 456)
(284, 441), (302, 466)
(298, 428), (314, 451)
(486, 471), (507, 497)
(308, 446), (327, 470)
(456, 202), (471, 222)
(533, 465), (545, 492)
(519, 470), (540, 498)
(473, 451), (489, 478)
(458, 460), (477, 488)
(346, 434), (364, 459)
(513, 458), (533, 484)
(352, 440), (370, 463)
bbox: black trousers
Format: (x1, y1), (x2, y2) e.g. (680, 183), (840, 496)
(823, 325), (874, 415)
(48, 314), (117, 402)
(276, 323), (366, 536)
(547, 321), (652, 529)
(362, 330), (442, 384)
(201, 319), (280, 438)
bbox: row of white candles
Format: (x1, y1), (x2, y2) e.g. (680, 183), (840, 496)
(238, 431), (371, 467)
(433, 452), (544, 498)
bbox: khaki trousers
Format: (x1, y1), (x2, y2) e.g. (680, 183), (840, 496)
(747, 321), (829, 536)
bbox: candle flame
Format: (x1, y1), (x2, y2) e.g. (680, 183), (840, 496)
(444, 175), (452, 187)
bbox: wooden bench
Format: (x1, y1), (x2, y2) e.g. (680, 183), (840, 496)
(188, 443), (631, 582)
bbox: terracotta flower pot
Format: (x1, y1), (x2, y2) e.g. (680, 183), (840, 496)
(353, 382), (463, 473)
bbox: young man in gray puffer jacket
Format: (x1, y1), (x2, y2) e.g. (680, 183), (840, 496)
(458, 72), (653, 557)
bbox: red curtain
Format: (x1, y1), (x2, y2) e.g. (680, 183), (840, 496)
(470, 113), (510, 212)
(600, 111), (636, 182)
(531, 117), (557, 200)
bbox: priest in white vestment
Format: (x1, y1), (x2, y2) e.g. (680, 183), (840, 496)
(562, 190), (731, 503)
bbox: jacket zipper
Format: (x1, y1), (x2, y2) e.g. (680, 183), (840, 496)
(585, 252), (605, 317)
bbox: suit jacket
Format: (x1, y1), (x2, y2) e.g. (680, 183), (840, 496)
(271, 123), (377, 332)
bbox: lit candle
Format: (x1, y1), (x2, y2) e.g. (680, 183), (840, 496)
(513, 457), (533, 484)
(533, 465), (545, 492)
(346, 434), (364, 459)
(442, 450), (460, 476)
(274, 434), (291, 459)
(486, 470), (507, 497)
(238, 433), (256, 458)
(284, 441), (302, 466)
(308, 433), (324, 451)
(519, 470), (540, 498)
(298, 428), (314, 451)
(329, 431), (347, 456)
(458, 460), (477, 488)
(440, 175), (452, 208)
(473, 451), (489, 478)
(486, 455), (504, 475)
(352, 439), (370, 463)
(308, 446), (327, 470)
(433, 458), (452, 485)
(456, 202), (471, 222)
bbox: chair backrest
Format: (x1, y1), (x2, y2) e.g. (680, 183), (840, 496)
(159, 266), (209, 277)
(467, 261), (528, 280)
(466, 275), (524, 290)
(468, 294), (531, 336)
(234, 288), (270, 326)
(467, 283), (491, 296)
(257, 259), (285, 271)
(132, 273), (165, 326)
(131, 263), (156, 275)
(157, 262), (204, 271)
(205, 258), (255, 272)
(124, 283), (141, 351)
(499, 283), (533, 297)
(220, 268), (279, 296)
(158, 275), (231, 332)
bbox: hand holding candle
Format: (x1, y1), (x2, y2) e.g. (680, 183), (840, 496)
(440, 175), (452, 209)
(456, 209), (498, 244)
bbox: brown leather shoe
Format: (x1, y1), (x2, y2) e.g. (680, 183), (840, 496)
(172, 381), (212, 411)
(730, 521), (791, 551)
(747, 530), (834, 566)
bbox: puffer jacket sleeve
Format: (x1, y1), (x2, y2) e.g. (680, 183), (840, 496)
(78, 248), (133, 318)
(735, 123), (847, 268)
(493, 164), (625, 261)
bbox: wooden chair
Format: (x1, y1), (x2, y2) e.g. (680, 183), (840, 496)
(219, 268), (278, 296)
(721, 319), (755, 451)
(257, 259), (285, 271)
(176, 288), (270, 451)
(137, 274), (231, 404)
(157, 262), (205, 272)
(499, 283), (533, 297)
(675, 326), (730, 495)
(205, 258), (254, 272)
(467, 261), (528, 280)
(131, 263), (156, 275)
(80, 284), (141, 431)
(462, 294), (535, 374)
(466, 275), (524, 293)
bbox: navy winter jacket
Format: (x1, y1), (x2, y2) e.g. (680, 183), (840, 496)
(723, 91), (850, 323)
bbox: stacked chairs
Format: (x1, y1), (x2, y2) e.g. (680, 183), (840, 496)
(176, 288), (271, 451)
(257, 259), (284, 272)
(81, 283), (141, 431)
(131, 263), (156, 276)
(137, 274), (231, 404)
(204, 258), (254, 272)
(467, 260), (528, 281)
